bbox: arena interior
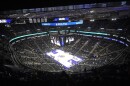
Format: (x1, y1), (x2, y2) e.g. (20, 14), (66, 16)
(0, 0), (130, 85)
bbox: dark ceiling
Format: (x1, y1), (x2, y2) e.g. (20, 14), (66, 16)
(0, 0), (128, 11)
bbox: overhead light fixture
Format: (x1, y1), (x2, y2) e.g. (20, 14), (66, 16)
(100, 28), (104, 30)
(37, 29), (40, 30)
(117, 29), (122, 31)
(23, 13), (30, 16)
(90, 10), (94, 13)
(111, 18), (117, 21)
(26, 30), (30, 31)
(88, 27), (91, 28)
(121, 1), (126, 6)
(90, 19), (95, 22)
(17, 17), (20, 19)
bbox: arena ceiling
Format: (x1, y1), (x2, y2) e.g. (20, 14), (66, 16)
(0, 1), (130, 20)
(4, 7), (130, 21)
(0, 0), (127, 11)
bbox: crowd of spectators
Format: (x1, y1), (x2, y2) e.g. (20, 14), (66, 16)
(10, 34), (127, 73)
(0, 59), (130, 85)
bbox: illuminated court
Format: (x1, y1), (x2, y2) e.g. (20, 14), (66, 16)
(46, 49), (83, 68)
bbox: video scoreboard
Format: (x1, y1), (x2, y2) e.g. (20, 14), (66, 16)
(41, 20), (83, 26)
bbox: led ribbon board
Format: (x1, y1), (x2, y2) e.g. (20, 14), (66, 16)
(9, 32), (47, 43)
(41, 20), (83, 26)
(9, 31), (128, 47)
(46, 49), (83, 68)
